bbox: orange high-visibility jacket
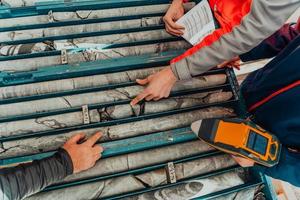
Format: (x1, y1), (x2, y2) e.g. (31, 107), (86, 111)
(171, 0), (300, 80)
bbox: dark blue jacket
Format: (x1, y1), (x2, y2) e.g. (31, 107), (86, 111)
(240, 23), (300, 186)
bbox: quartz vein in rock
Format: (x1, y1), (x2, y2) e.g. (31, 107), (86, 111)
(0, 29), (173, 56)
(0, 67), (164, 99)
(0, 41), (190, 72)
(62, 141), (224, 184)
(0, 74), (227, 118)
(0, 17), (163, 42)
(26, 168), (244, 200)
(56, 29), (172, 49)
(124, 171), (246, 200)
(2, 0), (36, 7)
(213, 187), (257, 200)
(0, 42), (54, 57)
(0, 91), (232, 137)
(0, 3), (194, 27)
(0, 107), (235, 159)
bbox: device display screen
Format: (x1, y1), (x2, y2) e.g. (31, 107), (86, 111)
(246, 130), (268, 155)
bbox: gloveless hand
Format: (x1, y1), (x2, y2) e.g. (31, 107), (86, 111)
(163, 0), (185, 36)
(63, 132), (104, 173)
(217, 56), (241, 70)
(130, 66), (177, 106)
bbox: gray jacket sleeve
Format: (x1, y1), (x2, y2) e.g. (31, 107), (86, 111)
(171, 0), (300, 80)
(0, 149), (73, 200)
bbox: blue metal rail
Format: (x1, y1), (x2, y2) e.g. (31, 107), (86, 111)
(0, 13), (166, 32)
(0, 127), (198, 166)
(45, 151), (226, 192)
(193, 181), (264, 200)
(0, 0), (174, 18)
(1, 25), (166, 45)
(0, 51), (182, 86)
(104, 166), (244, 200)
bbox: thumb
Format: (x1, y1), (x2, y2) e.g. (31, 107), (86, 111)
(65, 133), (86, 145)
(136, 78), (149, 86)
(217, 61), (227, 68)
(85, 132), (103, 147)
(136, 75), (153, 86)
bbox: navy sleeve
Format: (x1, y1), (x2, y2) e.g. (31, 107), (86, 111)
(240, 23), (299, 62)
(253, 147), (300, 187)
(0, 148), (73, 200)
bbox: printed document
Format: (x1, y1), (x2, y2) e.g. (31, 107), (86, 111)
(177, 0), (216, 45)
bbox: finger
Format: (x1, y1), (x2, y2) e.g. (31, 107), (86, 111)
(94, 153), (101, 161)
(153, 97), (161, 101)
(166, 28), (182, 37)
(165, 25), (174, 35)
(217, 63), (226, 68)
(93, 145), (104, 154)
(217, 61), (229, 68)
(137, 75), (154, 85)
(171, 21), (185, 30)
(145, 95), (155, 101)
(153, 93), (166, 101)
(165, 23), (184, 36)
(233, 60), (240, 65)
(136, 78), (149, 86)
(165, 21), (184, 33)
(164, 92), (170, 98)
(233, 62), (241, 70)
(65, 133), (86, 145)
(166, 27), (183, 36)
(85, 132), (102, 147)
(153, 89), (168, 101)
(164, 17), (185, 30)
(165, 26), (181, 36)
(130, 91), (149, 106)
(233, 65), (240, 70)
(161, 88), (171, 98)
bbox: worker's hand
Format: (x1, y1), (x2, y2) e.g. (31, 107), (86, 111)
(130, 66), (177, 106)
(232, 155), (255, 167)
(63, 132), (104, 173)
(163, 0), (185, 36)
(217, 56), (241, 70)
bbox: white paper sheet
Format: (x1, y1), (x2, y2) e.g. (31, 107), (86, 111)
(177, 0), (216, 45)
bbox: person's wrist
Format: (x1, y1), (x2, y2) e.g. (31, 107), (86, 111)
(173, 0), (184, 4)
(166, 66), (178, 82)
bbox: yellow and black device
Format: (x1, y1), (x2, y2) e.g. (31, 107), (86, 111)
(191, 118), (281, 167)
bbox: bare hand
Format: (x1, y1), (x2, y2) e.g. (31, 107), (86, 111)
(232, 155), (255, 167)
(217, 56), (241, 70)
(163, 0), (185, 36)
(63, 132), (104, 173)
(130, 66), (177, 106)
